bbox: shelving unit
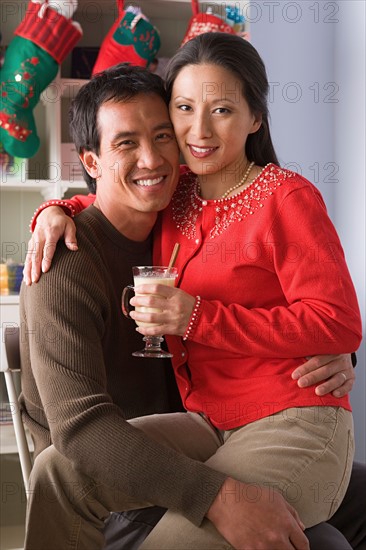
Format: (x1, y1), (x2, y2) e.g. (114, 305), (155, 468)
(1, 76), (89, 199)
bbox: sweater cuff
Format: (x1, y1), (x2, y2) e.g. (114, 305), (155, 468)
(183, 296), (202, 341)
(184, 467), (226, 526)
(15, 1), (82, 64)
(30, 200), (76, 233)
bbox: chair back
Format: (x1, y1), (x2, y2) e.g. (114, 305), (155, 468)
(1, 326), (33, 495)
(2, 326), (21, 371)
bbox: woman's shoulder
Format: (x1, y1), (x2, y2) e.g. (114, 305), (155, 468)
(262, 164), (328, 218)
(259, 163), (304, 185)
(263, 164), (324, 198)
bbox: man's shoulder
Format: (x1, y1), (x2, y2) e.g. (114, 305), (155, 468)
(38, 208), (106, 282)
(21, 213), (107, 309)
(72, 206), (111, 253)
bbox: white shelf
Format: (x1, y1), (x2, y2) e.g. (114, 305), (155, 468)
(0, 295), (20, 326)
(0, 179), (86, 190)
(0, 179), (87, 198)
(0, 179), (52, 192)
(0, 295), (20, 306)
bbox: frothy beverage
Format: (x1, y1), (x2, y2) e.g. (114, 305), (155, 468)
(122, 265), (179, 358)
(133, 269), (178, 327)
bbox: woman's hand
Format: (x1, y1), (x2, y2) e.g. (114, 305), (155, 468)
(24, 206), (78, 285)
(130, 285), (196, 337)
(292, 354), (354, 398)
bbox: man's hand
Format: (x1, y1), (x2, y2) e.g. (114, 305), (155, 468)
(207, 477), (309, 550)
(24, 206), (78, 285)
(292, 354), (354, 398)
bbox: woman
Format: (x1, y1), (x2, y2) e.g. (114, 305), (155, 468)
(26, 33), (361, 538)
(132, 33), (361, 530)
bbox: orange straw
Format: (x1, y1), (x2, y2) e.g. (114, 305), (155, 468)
(168, 243), (180, 268)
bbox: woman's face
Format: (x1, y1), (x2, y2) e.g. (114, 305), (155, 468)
(169, 63), (261, 179)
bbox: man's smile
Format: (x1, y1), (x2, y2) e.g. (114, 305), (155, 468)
(134, 176), (165, 187)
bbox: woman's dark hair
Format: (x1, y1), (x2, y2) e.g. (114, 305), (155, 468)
(165, 33), (279, 167)
(69, 63), (168, 192)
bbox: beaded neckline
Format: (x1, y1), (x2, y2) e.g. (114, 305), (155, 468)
(193, 163), (269, 204)
(171, 163), (293, 240)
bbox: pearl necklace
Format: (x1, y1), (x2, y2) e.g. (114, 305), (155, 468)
(220, 161), (255, 199)
(197, 161), (255, 201)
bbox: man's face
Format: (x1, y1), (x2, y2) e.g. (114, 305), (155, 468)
(83, 93), (180, 220)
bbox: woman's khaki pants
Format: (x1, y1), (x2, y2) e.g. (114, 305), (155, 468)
(25, 407), (354, 550)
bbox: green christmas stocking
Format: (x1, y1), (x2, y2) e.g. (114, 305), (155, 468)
(0, 1), (82, 158)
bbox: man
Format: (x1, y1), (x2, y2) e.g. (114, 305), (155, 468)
(20, 64), (363, 550)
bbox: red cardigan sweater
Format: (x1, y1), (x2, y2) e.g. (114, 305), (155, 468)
(36, 164), (362, 430)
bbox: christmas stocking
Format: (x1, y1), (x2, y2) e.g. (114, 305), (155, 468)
(0, 0), (82, 158)
(92, 1), (161, 75)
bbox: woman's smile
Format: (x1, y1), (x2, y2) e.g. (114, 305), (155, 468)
(188, 144), (219, 158)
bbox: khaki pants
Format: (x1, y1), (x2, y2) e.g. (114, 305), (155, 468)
(25, 407), (354, 550)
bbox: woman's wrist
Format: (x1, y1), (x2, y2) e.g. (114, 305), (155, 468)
(30, 200), (76, 232)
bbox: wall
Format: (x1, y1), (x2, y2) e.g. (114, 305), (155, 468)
(251, 0), (365, 462)
(333, 0), (366, 464)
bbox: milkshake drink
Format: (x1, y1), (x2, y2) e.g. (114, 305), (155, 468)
(133, 267), (178, 327)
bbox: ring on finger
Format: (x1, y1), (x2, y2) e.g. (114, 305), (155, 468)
(340, 372), (347, 383)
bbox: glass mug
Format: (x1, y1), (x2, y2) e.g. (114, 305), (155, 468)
(122, 266), (178, 358)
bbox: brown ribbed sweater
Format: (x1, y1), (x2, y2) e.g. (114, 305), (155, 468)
(19, 205), (225, 526)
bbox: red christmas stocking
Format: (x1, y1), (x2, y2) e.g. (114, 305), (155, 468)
(182, 0), (236, 46)
(0, 0), (82, 158)
(92, 1), (161, 75)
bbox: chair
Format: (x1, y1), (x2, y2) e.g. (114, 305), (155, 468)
(1, 326), (33, 496)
